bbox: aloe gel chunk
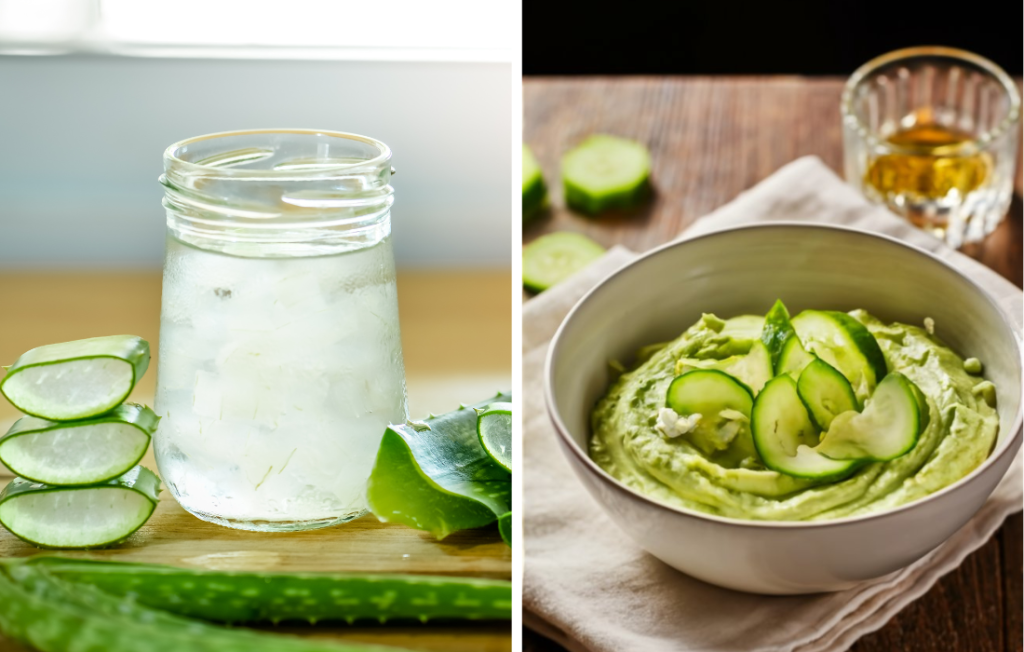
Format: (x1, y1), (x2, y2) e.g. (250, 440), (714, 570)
(366, 392), (512, 539)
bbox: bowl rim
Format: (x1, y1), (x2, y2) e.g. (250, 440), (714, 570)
(544, 221), (1023, 530)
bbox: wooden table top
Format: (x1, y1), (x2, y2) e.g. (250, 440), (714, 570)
(0, 269), (512, 652)
(523, 75), (1022, 652)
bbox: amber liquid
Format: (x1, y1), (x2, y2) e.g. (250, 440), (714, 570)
(864, 123), (991, 230)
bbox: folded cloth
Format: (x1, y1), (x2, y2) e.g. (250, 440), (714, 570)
(523, 156), (1023, 652)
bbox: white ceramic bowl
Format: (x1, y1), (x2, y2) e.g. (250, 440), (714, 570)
(545, 223), (1022, 595)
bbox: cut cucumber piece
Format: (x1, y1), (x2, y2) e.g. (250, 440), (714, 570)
(751, 376), (857, 480)
(562, 135), (651, 215)
(31, 557), (513, 624)
(0, 404), (158, 486)
(791, 311), (886, 402)
(665, 370), (754, 455)
(760, 299), (797, 370)
(777, 334), (816, 378)
(677, 341), (774, 395)
(0, 466), (160, 549)
(818, 372), (923, 462)
(522, 232), (605, 292)
(366, 392), (512, 540)
(0, 335), (150, 421)
(477, 402), (512, 473)
(498, 511), (512, 547)
(523, 144), (547, 222)
(797, 359), (859, 431)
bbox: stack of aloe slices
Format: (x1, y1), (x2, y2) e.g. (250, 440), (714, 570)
(0, 335), (161, 548)
(366, 393), (514, 546)
(0, 556), (512, 652)
(664, 301), (929, 480)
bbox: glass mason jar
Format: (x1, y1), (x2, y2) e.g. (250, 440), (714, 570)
(842, 47), (1021, 248)
(154, 129), (408, 532)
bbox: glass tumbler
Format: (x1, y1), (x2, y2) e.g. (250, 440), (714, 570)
(154, 129), (408, 532)
(841, 47), (1021, 247)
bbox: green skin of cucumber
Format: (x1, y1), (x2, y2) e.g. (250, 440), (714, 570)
(0, 403), (159, 485)
(366, 392), (512, 540)
(29, 557), (513, 624)
(523, 172), (547, 223)
(564, 177), (649, 216)
(0, 335), (150, 421)
(0, 561), (407, 652)
(0, 466), (161, 549)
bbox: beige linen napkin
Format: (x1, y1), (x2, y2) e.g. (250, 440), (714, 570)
(523, 156), (1023, 652)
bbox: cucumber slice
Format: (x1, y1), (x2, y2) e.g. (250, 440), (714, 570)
(817, 372), (923, 462)
(366, 392), (512, 540)
(523, 144), (547, 222)
(0, 404), (158, 486)
(31, 557), (513, 624)
(498, 511), (512, 547)
(522, 232), (605, 292)
(477, 402), (512, 473)
(751, 376), (857, 480)
(760, 299), (797, 369)
(562, 135), (651, 215)
(797, 359), (859, 431)
(0, 335), (150, 421)
(777, 334), (816, 378)
(791, 311), (886, 401)
(0, 466), (160, 549)
(678, 341), (774, 395)
(665, 370), (754, 455)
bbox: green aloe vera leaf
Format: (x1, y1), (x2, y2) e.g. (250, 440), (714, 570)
(0, 403), (159, 486)
(366, 392), (512, 539)
(31, 557), (513, 624)
(0, 561), (406, 652)
(0, 335), (150, 421)
(0, 466), (160, 549)
(498, 512), (512, 547)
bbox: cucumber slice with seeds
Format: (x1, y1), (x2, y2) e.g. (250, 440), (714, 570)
(777, 334), (816, 378)
(791, 311), (886, 402)
(751, 376), (857, 480)
(797, 359), (859, 431)
(0, 404), (158, 486)
(0, 466), (160, 549)
(523, 144), (547, 222)
(665, 370), (754, 456)
(522, 232), (605, 292)
(0, 335), (150, 421)
(562, 135), (651, 215)
(817, 372), (922, 462)
(477, 402), (512, 473)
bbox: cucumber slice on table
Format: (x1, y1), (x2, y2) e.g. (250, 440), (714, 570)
(562, 135), (651, 215)
(760, 299), (797, 369)
(665, 370), (754, 455)
(0, 335), (150, 421)
(0, 466), (160, 549)
(522, 232), (605, 292)
(30, 557), (513, 624)
(477, 402), (512, 472)
(777, 334), (816, 378)
(0, 404), (158, 486)
(791, 311), (886, 402)
(797, 359), (859, 431)
(817, 372), (923, 462)
(751, 376), (857, 480)
(366, 392), (512, 540)
(523, 144), (547, 222)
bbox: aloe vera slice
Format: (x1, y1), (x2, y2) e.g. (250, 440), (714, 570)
(0, 466), (160, 548)
(498, 512), (512, 547)
(0, 561), (402, 652)
(32, 557), (512, 624)
(523, 143), (548, 222)
(0, 335), (150, 421)
(366, 392), (512, 539)
(477, 402), (512, 472)
(0, 404), (158, 486)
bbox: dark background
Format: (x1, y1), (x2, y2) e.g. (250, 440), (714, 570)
(523, 1), (1021, 76)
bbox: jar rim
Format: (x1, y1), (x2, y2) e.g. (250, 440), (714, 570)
(164, 128), (392, 177)
(840, 46), (1022, 156)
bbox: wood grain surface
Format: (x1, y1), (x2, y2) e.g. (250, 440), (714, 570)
(0, 269), (512, 652)
(523, 76), (1022, 652)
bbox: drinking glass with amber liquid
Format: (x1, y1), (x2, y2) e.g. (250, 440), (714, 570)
(842, 47), (1020, 247)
